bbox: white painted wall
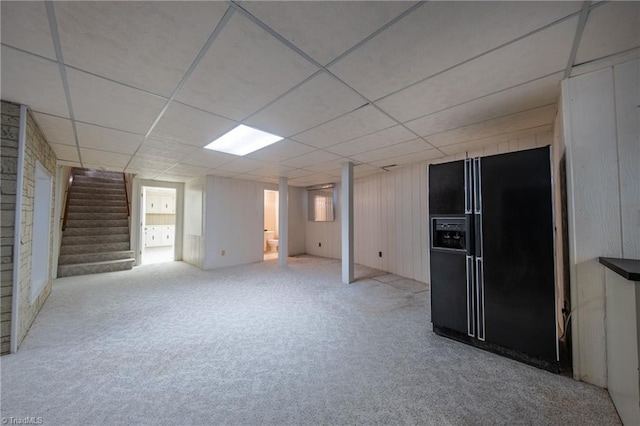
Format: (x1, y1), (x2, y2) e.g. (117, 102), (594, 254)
(563, 59), (639, 387)
(183, 176), (205, 269)
(287, 186), (306, 256)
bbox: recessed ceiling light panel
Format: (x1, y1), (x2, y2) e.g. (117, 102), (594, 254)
(204, 125), (283, 156)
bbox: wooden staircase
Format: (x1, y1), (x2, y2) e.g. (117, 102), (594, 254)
(57, 169), (135, 277)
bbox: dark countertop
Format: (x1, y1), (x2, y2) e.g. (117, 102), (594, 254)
(599, 257), (640, 281)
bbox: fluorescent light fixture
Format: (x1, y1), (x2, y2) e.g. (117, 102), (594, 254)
(204, 124), (283, 156)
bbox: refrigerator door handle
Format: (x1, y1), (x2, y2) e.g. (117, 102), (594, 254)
(464, 159), (472, 214)
(476, 257), (485, 341)
(466, 255), (475, 337)
(473, 158), (482, 214)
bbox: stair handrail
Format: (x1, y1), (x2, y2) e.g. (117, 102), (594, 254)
(61, 168), (75, 232)
(123, 172), (130, 218)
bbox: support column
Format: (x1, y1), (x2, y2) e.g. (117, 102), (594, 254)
(342, 162), (354, 284)
(278, 176), (288, 266)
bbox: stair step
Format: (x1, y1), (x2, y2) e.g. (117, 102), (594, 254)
(67, 205), (127, 214)
(66, 219), (129, 228)
(62, 234), (129, 246)
(63, 226), (129, 236)
(72, 176), (124, 185)
(68, 198), (125, 207)
(73, 168), (123, 178)
(71, 186), (125, 195)
(57, 258), (134, 278)
(60, 242), (130, 255)
(67, 212), (128, 221)
(69, 192), (124, 200)
(58, 250), (134, 265)
(72, 179), (124, 188)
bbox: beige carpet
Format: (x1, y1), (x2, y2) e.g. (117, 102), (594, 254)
(0, 256), (620, 425)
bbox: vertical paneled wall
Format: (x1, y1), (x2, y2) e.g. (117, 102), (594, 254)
(347, 130), (555, 283)
(287, 186), (306, 256)
(563, 59), (639, 387)
(305, 187), (342, 259)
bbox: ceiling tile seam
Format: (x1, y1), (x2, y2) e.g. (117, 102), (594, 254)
(305, 123), (403, 151)
(417, 102), (559, 139)
(372, 8), (585, 105)
(170, 99), (244, 124)
(341, 135), (443, 161)
(45, 2), (83, 167)
(433, 123), (554, 150)
(323, 1), (426, 68)
(322, 70), (445, 155)
(229, 1), (322, 68)
(282, 101), (372, 141)
(63, 64), (169, 101)
(572, 46), (640, 68)
(238, 69), (324, 131)
(124, 6), (237, 173)
(564, 1), (592, 79)
(399, 69), (565, 126)
(31, 110), (147, 137)
(0, 42), (57, 63)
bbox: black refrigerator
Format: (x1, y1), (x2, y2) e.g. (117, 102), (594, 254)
(429, 146), (559, 372)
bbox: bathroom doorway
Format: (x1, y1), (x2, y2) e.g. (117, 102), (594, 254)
(263, 190), (279, 261)
(141, 186), (176, 264)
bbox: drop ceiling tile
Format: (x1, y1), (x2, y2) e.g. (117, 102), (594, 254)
(302, 158), (345, 174)
(80, 148), (131, 168)
(153, 174), (194, 183)
(180, 148), (236, 169)
(149, 102), (236, 148)
(428, 105), (556, 148)
(369, 149), (441, 168)
(405, 72), (562, 137)
(1, 1), (56, 59)
(1, 47), (69, 118)
(324, 125), (416, 157)
(330, 1), (581, 100)
(58, 160), (82, 168)
(245, 73), (365, 137)
(350, 139), (431, 164)
(575, 2), (640, 64)
(245, 139), (314, 163)
(281, 168), (314, 179)
(439, 125), (553, 156)
(376, 17), (577, 122)
(49, 143), (79, 163)
(54, 2), (228, 97)
(32, 113), (75, 145)
(127, 157), (177, 174)
(165, 164), (211, 177)
(175, 12), (317, 120)
(242, 1), (415, 65)
(139, 138), (201, 159)
(281, 149), (341, 169)
(76, 123), (143, 155)
(214, 157), (264, 174)
(571, 48), (640, 77)
(83, 163), (125, 173)
(249, 165), (295, 177)
(67, 68), (166, 134)
(206, 169), (242, 179)
(293, 105), (397, 149)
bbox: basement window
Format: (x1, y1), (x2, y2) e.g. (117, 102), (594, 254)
(307, 184), (335, 222)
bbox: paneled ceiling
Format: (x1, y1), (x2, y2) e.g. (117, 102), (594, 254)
(1, 1), (638, 186)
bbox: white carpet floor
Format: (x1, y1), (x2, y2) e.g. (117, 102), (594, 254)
(1, 256), (620, 425)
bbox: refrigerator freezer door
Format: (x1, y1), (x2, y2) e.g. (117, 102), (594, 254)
(429, 161), (465, 215)
(479, 147), (557, 362)
(431, 251), (468, 334)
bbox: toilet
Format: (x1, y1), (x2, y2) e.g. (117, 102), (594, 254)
(264, 231), (277, 252)
(267, 238), (278, 253)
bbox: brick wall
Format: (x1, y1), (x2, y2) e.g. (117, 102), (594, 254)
(0, 101), (58, 354)
(0, 101), (20, 354)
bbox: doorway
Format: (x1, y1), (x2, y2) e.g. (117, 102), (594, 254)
(263, 190), (279, 261)
(141, 186), (176, 264)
